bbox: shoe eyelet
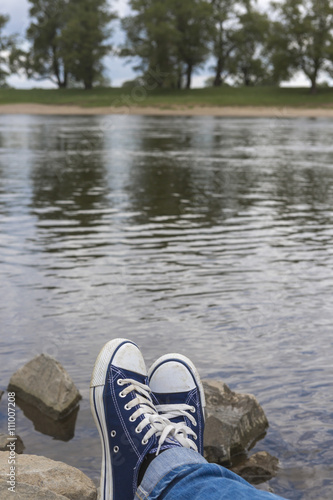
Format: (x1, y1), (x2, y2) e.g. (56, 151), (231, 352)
(124, 404), (130, 410)
(113, 446), (119, 453)
(135, 426), (141, 433)
(193, 421), (197, 427)
(190, 406), (196, 413)
(119, 391), (126, 398)
(129, 416), (136, 422)
(142, 438), (148, 445)
(110, 430), (116, 437)
(193, 434), (197, 440)
(117, 379), (123, 386)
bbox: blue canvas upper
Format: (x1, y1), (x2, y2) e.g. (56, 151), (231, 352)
(91, 351), (180, 500)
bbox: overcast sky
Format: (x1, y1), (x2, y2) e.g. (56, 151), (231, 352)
(2, 0), (308, 88)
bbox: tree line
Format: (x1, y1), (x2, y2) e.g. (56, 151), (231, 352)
(1, 0), (333, 93)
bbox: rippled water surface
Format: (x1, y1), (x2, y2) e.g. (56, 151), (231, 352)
(1, 114), (333, 499)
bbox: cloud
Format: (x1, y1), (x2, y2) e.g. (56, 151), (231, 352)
(1, 0), (30, 36)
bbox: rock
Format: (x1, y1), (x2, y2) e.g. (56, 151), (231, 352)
(231, 451), (279, 485)
(16, 396), (79, 441)
(203, 380), (269, 466)
(0, 390), (4, 402)
(0, 481), (68, 499)
(7, 354), (81, 420)
(0, 452), (97, 500)
(0, 434), (25, 454)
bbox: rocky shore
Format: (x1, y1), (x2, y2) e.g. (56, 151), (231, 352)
(0, 452), (97, 500)
(2, 103), (333, 118)
(0, 354), (279, 499)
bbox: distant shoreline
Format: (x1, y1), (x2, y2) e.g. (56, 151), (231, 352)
(1, 103), (333, 117)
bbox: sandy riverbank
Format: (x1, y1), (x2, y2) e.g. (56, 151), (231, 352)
(1, 103), (333, 117)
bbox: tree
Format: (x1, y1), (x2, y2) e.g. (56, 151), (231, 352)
(121, 0), (178, 88)
(171, 0), (213, 89)
(60, 0), (115, 89)
(26, 0), (115, 89)
(0, 14), (17, 87)
(26, 0), (69, 87)
(121, 0), (212, 89)
(210, 0), (237, 86)
(227, 1), (273, 86)
(272, 0), (333, 93)
(265, 18), (298, 85)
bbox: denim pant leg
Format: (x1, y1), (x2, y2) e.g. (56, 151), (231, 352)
(135, 448), (288, 500)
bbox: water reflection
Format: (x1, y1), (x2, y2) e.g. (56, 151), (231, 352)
(125, 118), (265, 226)
(0, 164), (6, 216)
(30, 124), (109, 237)
(275, 165), (331, 208)
(16, 396), (79, 441)
(0, 115), (333, 500)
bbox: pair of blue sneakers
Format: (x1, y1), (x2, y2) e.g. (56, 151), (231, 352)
(90, 338), (206, 500)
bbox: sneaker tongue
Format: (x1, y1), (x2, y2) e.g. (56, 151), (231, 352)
(154, 391), (189, 405)
(153, 391), (192, 426)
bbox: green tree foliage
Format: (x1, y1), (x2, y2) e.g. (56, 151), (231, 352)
(61, 0), (115, 89)
(227, 1), (274, 86)
(0, 14), (18, 87)
(121, 0), (177, 88)
(265, 19), (297, 85)
(5, 0), (333, 91)
(272, 0), (333, 93)
(26, 0), (68, 87)
(210, 0), (237, 86)
(26, 0), (115, 88)
(122, 0), (213, 89)
(171, 0), (213, 89)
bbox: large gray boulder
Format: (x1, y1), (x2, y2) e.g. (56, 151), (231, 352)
(203, 380), (269, 466)
(16, 397), (79, 441)
(7, 354), (81, 420)
(0, 452), (97, 500)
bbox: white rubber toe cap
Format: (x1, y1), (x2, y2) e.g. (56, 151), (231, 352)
(90, 338), (147, 387)
(113, 342), (147, 376)
(149, 359), (196, 393)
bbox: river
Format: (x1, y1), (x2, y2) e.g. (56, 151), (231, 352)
(0, 114), (333, 499)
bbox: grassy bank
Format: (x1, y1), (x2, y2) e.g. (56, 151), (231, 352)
(1, 86), (333, 109)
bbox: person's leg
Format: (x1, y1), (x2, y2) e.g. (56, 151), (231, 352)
(90, 341), (289, 500)
(138, 353), (288, 500)
(136, 447), (288, 500)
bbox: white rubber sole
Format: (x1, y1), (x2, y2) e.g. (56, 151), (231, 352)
(90, 338), (129, 500)
(148, 353), (206, 417)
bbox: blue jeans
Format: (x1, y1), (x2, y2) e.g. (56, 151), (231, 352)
(136, 448), (288, 500)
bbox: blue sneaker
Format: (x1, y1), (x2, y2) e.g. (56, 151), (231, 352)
(90, 339), (183, 500)
(148, 353), (206, 455)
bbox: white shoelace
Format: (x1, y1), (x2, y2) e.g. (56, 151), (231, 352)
(155, 403), (198, 452)
(118, 378), (181, 455)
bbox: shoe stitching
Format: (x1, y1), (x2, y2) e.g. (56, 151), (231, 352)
(185, 388), (203, 453)
(191, 390), (203, 453)
(109, 366), (162, 495)
(110, 366), (144, 461)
